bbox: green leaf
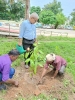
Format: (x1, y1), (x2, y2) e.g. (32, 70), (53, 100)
(25, 58), (30, 64)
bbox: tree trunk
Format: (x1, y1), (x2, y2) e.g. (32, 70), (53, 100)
(25, 0), (30, 19)
(8, 0), (14, 4)
(54, 22), (58, 29)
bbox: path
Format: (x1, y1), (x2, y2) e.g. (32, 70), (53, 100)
(0, 26), (75, 37)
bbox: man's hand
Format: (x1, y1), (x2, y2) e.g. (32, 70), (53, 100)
(37, 77), (43, 85)
(5, 79), (19, 87)
(18, 38), (22, 46)
(51, 77), (54, 79)
(37, 67), (47, 85)
(18, 43), (22, 46)
(14, 81), (19, 87)
(39, 79), (43, 84)
(26, 47), (30, 52)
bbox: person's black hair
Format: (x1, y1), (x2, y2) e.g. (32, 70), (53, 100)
(8, 49), (20, 56)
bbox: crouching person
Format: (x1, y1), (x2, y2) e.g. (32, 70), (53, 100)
(0, 49), (20, 90)
(40, 53), (67, 82)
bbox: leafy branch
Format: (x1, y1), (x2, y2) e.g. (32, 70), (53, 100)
(25, 43), (44, 74)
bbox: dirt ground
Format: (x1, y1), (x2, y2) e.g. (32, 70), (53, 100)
(1, 62), (75, 100)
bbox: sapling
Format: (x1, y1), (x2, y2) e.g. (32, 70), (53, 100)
(25, 43), (43, 74)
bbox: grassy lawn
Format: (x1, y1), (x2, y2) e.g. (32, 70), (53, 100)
(37, 35), (75, 41)
(0, 36), (75, 100)
(38, 36), (75, 80)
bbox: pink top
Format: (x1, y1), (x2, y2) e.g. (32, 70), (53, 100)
(44, 55), (67, 70)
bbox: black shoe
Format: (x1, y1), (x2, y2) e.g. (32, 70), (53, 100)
(0, 84), (6, 90)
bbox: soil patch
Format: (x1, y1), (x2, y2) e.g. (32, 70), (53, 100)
(1, 62), (75, 100)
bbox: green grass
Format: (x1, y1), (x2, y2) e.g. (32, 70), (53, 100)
(37, 35), (75, 41)
(0, 36), (75, 100)
(17, 94), (57, 100)
(38, 41), (75, 80)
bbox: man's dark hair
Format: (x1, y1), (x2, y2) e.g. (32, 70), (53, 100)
(8, 49), (20, 56)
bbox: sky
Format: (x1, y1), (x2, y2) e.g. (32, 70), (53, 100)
(30, 0), (75, 17)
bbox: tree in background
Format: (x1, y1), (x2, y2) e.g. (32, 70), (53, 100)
(55, 13), (66, 28)
(0, 0), (7, 19)
(30, 6), (41, 16)
(0, 0), (6, 11)
(8, 0), (15, 4)
(70, 9), (75, 25)
(43, 0), (63, 15)
(11, 0), (30, 19)
(39, 0), (66, 28)
(10, 2), (25, 20)
(39, 10), (66, 29)
(39, 10), (56, 25)
(25, 0), (30, 19)
(0, 0), (25, 20)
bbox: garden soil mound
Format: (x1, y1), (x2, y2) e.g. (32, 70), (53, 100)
(3, 62), (75, 100)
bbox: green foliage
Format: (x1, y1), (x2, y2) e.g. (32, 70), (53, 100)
(30, 6), (41, 16)
(43, 0), (63, 15)
(70, 9), (75, 25)
(16, 96), (25, 100)
(0, 36), (75, 100)
(61, 91), (68, 100)
(56, 13), (66, 24)
(39, 10), (66, 28)
(25, 44), (44, 74)
(17, 94), (57, 100)
(39, 10), (56, 24)
(39, 0), (66, 27)
(9, 2), (25, 21)
(37, 35), (75, 41)
(63, 79), (70, 87)
(0, 0), (7, 12)
(37, 37), (75, 80)
(0, 36), (75, 80)
(55, 13), (66, 28)
(66, 62), (75, 80)
(0, 0), (25, 21)
(0, 0), (7, 20)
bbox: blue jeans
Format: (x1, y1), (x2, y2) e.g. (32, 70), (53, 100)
(0, 68), (15, 82)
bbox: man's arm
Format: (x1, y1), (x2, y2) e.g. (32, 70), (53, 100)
(41, 68), (47, 79)
(4, 79), (19, 87)
(18, 38), (22, 46)
(38, 68), (47, 84)
(2, 64), (19, 87)
(34, 26), (37, 43)
(39, 63), (49, 84)
(41, 62), (49, 79)
(18, 21), (25, 46)
(51, 69), (58, 79)
(51, 61), (61, 79)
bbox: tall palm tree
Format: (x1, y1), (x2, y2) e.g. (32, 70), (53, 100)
(25, 0), (30, 19)
(8, 0), (15, 4)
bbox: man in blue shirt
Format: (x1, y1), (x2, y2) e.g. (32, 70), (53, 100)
(18, 12), (39, 68)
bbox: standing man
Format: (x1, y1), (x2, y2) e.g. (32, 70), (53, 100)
(0, 49), (20, 90)
(39, 53), (67, 83)
(18, 12), (39, 68)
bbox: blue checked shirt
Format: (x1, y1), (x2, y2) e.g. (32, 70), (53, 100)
(19, 20), (36, 40)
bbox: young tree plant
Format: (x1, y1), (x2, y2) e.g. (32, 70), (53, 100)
(25, 43), (44, 74)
